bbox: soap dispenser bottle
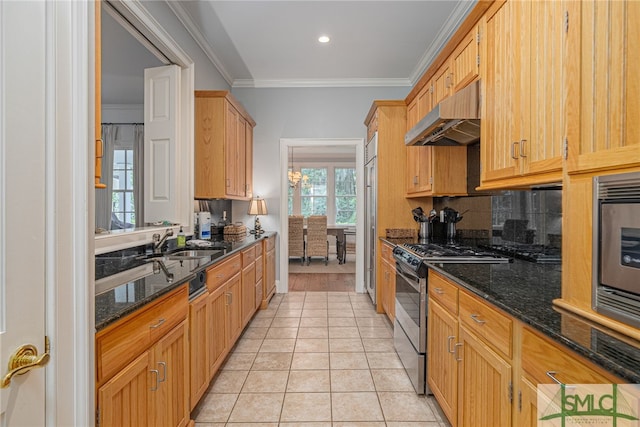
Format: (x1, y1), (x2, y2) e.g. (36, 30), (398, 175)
(177, 226), (186, 247)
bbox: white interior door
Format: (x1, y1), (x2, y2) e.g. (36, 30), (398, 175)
(0, 1), (47, 424)
(144, 64), (180, 224)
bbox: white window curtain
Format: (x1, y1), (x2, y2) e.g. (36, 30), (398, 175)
(95, 124), (115, 230)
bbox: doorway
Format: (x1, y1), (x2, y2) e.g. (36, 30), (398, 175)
(278, 138), (365, 294)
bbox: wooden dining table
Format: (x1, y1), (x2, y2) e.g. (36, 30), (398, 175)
(303, 224), (348, 264)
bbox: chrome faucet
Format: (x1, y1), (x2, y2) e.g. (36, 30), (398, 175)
(153, 228), (174, 253)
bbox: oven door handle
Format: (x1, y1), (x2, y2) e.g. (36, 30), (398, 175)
(395, 262), (421, 292)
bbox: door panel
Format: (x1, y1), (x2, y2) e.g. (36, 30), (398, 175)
(0, 1), (47, 424)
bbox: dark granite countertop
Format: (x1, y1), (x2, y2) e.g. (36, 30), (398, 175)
(381, 238), (640, 384)
(95, 232), (275, 332)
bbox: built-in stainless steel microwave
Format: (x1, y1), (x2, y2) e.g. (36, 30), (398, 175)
(593, 171), (640, 328)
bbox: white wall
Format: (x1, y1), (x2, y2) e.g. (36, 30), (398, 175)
(231, 86), (409, 281)
(140, 0), (230, 90)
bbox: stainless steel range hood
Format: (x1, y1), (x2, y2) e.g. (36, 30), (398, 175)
(405, 80), (480, 146)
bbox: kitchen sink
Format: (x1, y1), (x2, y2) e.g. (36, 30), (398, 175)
(165, 249), (222, 260)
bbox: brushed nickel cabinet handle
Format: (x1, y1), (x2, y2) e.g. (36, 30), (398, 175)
(454, 343), (463, 362)
(158, 361), (166, 383)
(150, 369), (159, 391)
(434, 288), (444, 294)
(511, 141), (520, 160)
(519, 139), (527, 157)
(150, 318), (165, 329)
(470, 314), (486, 324)
(447, 336), (456, 354)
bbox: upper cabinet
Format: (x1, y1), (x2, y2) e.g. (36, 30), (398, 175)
(479, 0), (564, 189)
(565, 0), (640, 173)
(195, 91), (255, 200)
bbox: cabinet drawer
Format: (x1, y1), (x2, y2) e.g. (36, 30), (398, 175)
(381, 243), (395, 264)
(459, 290), (512, 358)
(96, 284), (187, 385)
(207, 253), (241, 292)
(265, 236), (276, 252)
(242, 246), (256, 267)
(428, 271), (458, 315)
(521, 326), (619, 385)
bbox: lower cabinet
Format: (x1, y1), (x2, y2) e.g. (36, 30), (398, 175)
(189, 292), (209, 409)
(241, 245), (257, 327)
(98, 319), (189, 427)
(379, 242), (396, 323)
(427, 270), (624, 427)
(261, 235), (276, 309)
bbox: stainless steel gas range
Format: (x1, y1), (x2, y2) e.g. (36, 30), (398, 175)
(392, 243), (511, 394)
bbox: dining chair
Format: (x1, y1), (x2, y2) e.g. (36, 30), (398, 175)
(288, 215), (305, 265)
(306, 215), (329, 265)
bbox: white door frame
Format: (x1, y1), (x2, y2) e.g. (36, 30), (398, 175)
(279, 138), (365, 294)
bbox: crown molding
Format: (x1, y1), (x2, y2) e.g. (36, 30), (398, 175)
(409, 0), (477, 85)
(167, 1), (235, 87)
(233, 78), (412, 89)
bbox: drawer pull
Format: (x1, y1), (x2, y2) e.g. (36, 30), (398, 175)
(150, 369), (159, 391)
(546, 371), (574, 389)
(216, 274), (225, 279)
(447, 336), (455, 354)
(158, 361), (166, 383)
(454, 343), (463, 362)
(434, 288), (444, 295)
(470, 314), (486, 324)
(150, 318), (166, 329)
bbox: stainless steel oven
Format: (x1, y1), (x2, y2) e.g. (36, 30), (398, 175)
(393, 258), (428, 394)
(593, 171), (640, 328)
(392, 243), (510, 394)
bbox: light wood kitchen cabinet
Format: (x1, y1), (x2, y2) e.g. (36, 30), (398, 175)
(515, 324), (622, 425)
(428, 299), (458, 426)
(406, 146), (468, 197)
(427, 271), (512, 427)
(364, 102), (426, 312)
(433, 62), (452, 106)
(195, 91), (255, 200)
(207, 280), (229, 376)
(379, 242), (396, 323)
(566, 0), (640, 173)
(188, 291), (209, 410)
(255, 243), (264, 309)
(241, 245), (257, 327)
(97, 318), (189, 427)
(457, 324), (513, 427)
(451, 25), (480, 92)
(480, 0), (564, 189)
(261, 234), (276, 309)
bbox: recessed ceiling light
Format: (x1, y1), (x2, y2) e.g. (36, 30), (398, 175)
(318, 35), (330, 43)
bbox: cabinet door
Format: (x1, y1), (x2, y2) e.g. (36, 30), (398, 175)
(98, 351), (153, 427)
(189, 292), (209, 410)
(245, 120), (254, 198)
(236, 114), (247, 197)
(380, 259), (395, 324)
(406, 146), (433, 195)
(515, 376), (539, 427)
(457, 326), (512, 427)
(266, 247), (276, 299)
(242, 262), (256, 327)
(406, 98), (419, 132)
(525, 0), (564, 178)
(567, 0), (640, 173)
(481, 0), (523, 183)
(452, 25), (480, 92)
(208, 284), (229, 376)
(433, 62), (452, 105)
(225, 103), (240, 197)
(226, 272), (243, 345)
(154, 320), (189, 427)
(428, 300), (458, 427)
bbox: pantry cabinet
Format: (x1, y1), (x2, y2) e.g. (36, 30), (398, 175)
(565, 0), (640, 173)
(480, 0), (564, 189)
(195, 91), (255, 200)
(96, 285), (189, 427)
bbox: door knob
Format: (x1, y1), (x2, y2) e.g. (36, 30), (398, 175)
(1, 337), (50, 388)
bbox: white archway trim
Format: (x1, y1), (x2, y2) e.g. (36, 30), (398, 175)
(279, 138), (365, 294)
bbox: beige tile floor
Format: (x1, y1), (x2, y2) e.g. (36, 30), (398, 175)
(192, 291), (451, 426)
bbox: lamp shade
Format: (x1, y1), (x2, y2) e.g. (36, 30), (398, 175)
(248, 198), (268, 216)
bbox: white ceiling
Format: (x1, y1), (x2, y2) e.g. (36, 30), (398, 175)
(170, 1), (477, 88)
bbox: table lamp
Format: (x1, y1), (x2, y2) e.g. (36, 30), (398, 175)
(248, 197), (268, 235)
